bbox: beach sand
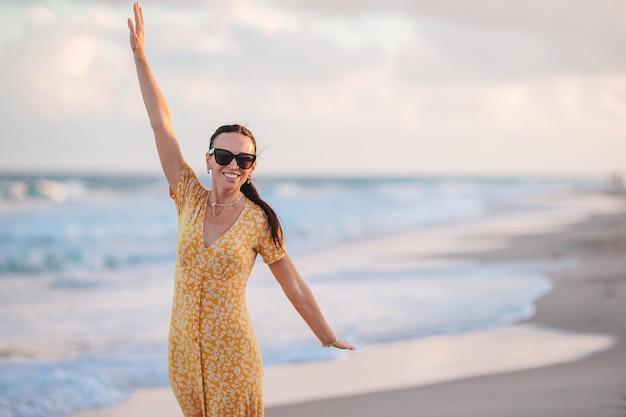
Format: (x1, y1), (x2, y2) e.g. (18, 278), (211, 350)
(68, 191), (626, 417)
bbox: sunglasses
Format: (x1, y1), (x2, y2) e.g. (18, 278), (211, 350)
(208, 148), (257, 170)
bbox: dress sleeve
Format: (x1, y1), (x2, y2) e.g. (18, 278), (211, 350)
(255, 209), (287, 265)
(169, 161), (205, 216)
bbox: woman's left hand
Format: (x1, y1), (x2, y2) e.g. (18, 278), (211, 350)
(329, 338), (355, 350)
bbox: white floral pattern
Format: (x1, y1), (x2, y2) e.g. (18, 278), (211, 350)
(168, 162), (286, 417)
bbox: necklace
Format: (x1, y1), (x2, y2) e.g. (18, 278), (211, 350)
(210, 190), (243, 207)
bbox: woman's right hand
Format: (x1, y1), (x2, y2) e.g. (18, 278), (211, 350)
(127, 2), (145, 54)
(126, 1), (183, 191)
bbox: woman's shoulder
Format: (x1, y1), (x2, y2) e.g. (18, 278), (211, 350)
(244, 198), (272, 227)
(183, 162), (208, 189)
(245, 197), (265, 217)
(170, 162), (208, 206)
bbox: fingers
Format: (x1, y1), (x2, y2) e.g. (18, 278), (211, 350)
(134, 2), (143, 32)
(128, 2), (144, 50)
(129, 3), (142, 31)
(335, 339), (355, 350)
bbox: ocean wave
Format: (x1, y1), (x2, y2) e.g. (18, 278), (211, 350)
(0, 174), (600, 276)
(0, 173), (165, 207)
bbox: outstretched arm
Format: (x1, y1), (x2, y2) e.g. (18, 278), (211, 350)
(269, 255), (355, 350)
(128, 2), (183, 191)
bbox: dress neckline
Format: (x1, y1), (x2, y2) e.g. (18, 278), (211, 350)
(201, 192), (248, 250)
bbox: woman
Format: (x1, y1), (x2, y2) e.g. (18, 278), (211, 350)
(127, 3), (355, 416)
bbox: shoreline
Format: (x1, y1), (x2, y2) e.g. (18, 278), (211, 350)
(68, 324), (616, 417)
(67, 191), (626, 417)
(267, 196), (626, 416)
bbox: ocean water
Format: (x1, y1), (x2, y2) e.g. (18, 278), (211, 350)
(0, 172), (599, 417)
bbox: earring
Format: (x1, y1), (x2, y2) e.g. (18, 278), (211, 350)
(247, 177), (251, 184)
(207, 169), (211, 174)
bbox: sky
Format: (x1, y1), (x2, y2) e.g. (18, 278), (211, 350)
(0, 0), (625, 177)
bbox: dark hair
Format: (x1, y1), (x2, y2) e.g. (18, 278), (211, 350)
(209, 124), (284, 249)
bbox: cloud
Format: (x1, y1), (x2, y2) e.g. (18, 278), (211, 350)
(27, 4), (56, 27)
(272, 0), (626, 79)
(142, 1), (384, 82)
(1, 4), (132, 120)
(271, 0), (625, 34)
(132, 1), (387, 127)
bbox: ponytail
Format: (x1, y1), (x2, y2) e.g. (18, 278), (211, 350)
(240, 180), (284, 249)
(209, 124), (284, 249)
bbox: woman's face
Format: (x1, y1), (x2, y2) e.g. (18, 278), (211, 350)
(206, 132), (256, 191)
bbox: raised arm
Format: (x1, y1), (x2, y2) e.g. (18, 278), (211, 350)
(269, 255), (355, 350)
(128, 2), (183, 191)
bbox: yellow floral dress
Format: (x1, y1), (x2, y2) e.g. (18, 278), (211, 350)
(168, 162), (286, 417)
